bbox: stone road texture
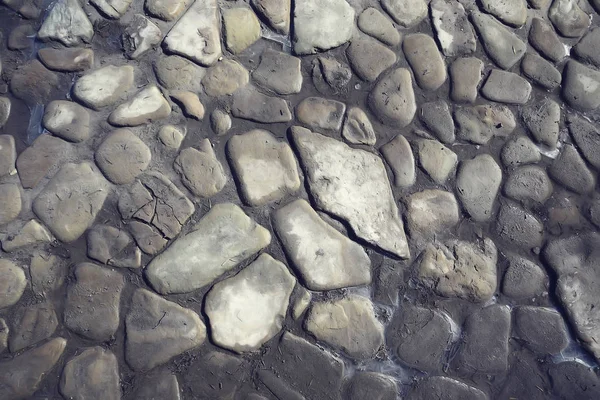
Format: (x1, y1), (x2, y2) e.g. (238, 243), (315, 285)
(1, 0), (600, 398)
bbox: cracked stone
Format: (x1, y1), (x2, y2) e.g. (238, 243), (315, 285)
(122, 14), (162, 60)
(86, 224), (142, 268)
(455, 104), (516, 145)
(342, 107), (376, 145)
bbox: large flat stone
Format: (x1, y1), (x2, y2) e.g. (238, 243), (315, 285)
(60, 347), (120, 400)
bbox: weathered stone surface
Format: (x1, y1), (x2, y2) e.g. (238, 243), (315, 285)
(135, 371), (181, 400)
(292, 127), (410, 258)
(514, 306), (569, 354)
(505, 166), (553, 204)
(10, 60), (59, 105)
(406, 190), (459, 244)
(496, 203), (544, 249)
(231, 87), (292, 123)
(416, 139), (457, 184)
(549, 0), (589, 37)
(0, 260), (26, 310)
(568, 114), (600, 170)
(0, 337), (66, 399)
(128, 221), (168, 255)
(387, 303), (453, 372)
(0, 184), (21, 226)
(109, 85), (171, 126)
(0, 319), (6, 353)
(501, 136), (541, 167)
(60, 347), (120, 400)
(293, 0), (355, 54)
(502, 254), (548, 299)
(521, 53), (562, 90)
(33, 162), (109, 243)
(381, 134), (415, 187)
(419, 101), (455, 144)
(382, 0), (427, 28)
(39, 47), (93, 71)
(408, 376), (488, 400)
(8, 24), (35, 50)
(125, 288), (206, 370)
(91, 0), (132, 18)
(146, 203), (271, 294)
(481, 70), (532, 104)
(170, 91), (204, 120)
(343, 372), (396, 400)
(292, 287), (311, 319)
(187, 351), (248, 400)
(346, 37), (397, 82)
(470, 11), (526, 69)
(455, 105), (516, 145)
(574, 27), (600, 68)
(87, 225), (141, 268)
(358, 7), (400, 46)
(563, 60), (600, 111)
(73, 65), (134, 110)
(30, 252), (67, 296)
(154, 55), (205, 92)
(529, 17), (567, 62)
(252, 49), (302, 95)
(403, 34), (446, 91)
(158, 125), (184, 149)
(369, 68), (416, 128)
(419, 238), (497, 302)
(163, 0), (221, 66)
(10, 303), (58, 353)
(95, 129), (151, 184)
(296, 97), (345, 131)
(431, 0), (476, 56)
(0, 98), (10, 129)
(450, 57), (484, 103)
(64, 263), (124, 341)
(0, 135), (15, 178)
(274, 199), (371, 291)
(342, 107), (376, 145)
(43, 100), (90, 143)
(550, 361), (600, 399)
(206, 254), (295, 353)
(456, 154), (502, 221)
(223, 7), (261, 54)
(481, 0), (527, 27)
(210, 110), (231, 136)
(2, 220), (53, 252)
(252, 0), (290, 34)
(549, 144), (595, 194)
(522, 98), (560, 148)
(146, 0), (190, 21)
(312, 56), (352, 95)
(174, 140), (226, 198)
(202, 59), (249, 97)
(122, 14), (162, 59)
(37, 0), (93, 46)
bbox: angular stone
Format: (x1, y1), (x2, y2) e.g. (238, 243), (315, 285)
(430, 0), (476, 57)
(206, 254), (295, 353)
(563, 60), (600, 111)
(210, 110), (231, 136)
(60, 347), (120, 400)
(274, 199), (371, 291)
(369, 68), (416, 128)
(381, 0), (427, 28)
(296, 97), (345, 131)
(170, 91), (204, 120)
(73, 65), (134, 110)
(549, 361), (600, 399)
(122, 14), (162, 60)
(223, 7), (261, 54)
(252, 0), (290, 34)
(381, 134), (415, 188)
(37, 0), (93, 46)
(522, 98), (560, 148)
(549, 144), (595, 194)
(470, 11), (526, 69)
(10, 60), (60, 105)
(408, 376), (488, 400)
(292, 127), (410, 258)
(505, 166), (552, 203)
(109, 85), (171, 126)
(481, 70), (532, 104)
(42, 100), (90, 143)
(231, 87), (292, 123)
(455, 104), (516, 145)
(0, 98), (10, 129)
(346, 37), (397, 82)
(146, 203), (271, 294)
(514, 306), (569, 354)
(146, 0), (190, 21)
(403, 34), (446, 91)
(312, 57), (352, 95)
(293, 0), (355, 54)
(358, 7), (400, 46)
(30, 253), (67, 296)
(386, 303), (453, 372)
(128, 221), (167, 255)
(574, 27), (600, 68)
(163, 0), (222, 66)
(549, 0), (589, 37)
(154, 55), (205, 92)
(0, 184), (21, 226)
(0, 337), (66, 399)
(252, 49), (302, 95)
(134, 371), (180, 400)
(342, 107), (376, 145)
(202, 59), (249, 97)
(17, 135), (72, 189)
(450, 57), (484, 103)
(419, 101), (455, 144)
(125, 288), (206, 370)
(0, 135), (15, 178)
(406, 190), (459, 244)
(228, 130), (300, 206)
(501, 136), (541, 167)
(568, 114), (600, 170)
(480, 0), (527, 27)
(87, 225), (141, 268)
(292, 287), (311, 319)
(416, 139), (457, 184)
(529, 17), (567, 62)
(10, 303), (58, 352)
(33, 162), (109, 243)
(187, 352), (248, 399)
(502, 254), (547, 299)
(521, 53), (562, 90)
(174, 140), (226, 198)
(91, 0), (132, 18)
(456, 154), (502, 221)
(496, 203), (544, 249)
(0, 260), (26, 310)
(2, 220), (53, 252)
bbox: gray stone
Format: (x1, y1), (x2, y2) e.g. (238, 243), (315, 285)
(292, 127), (410, 259)
(470, 11), (526, 69)
(202, 59), (249, 97)
(306, 295), (384, 360)
(521, 53), (562, 90)
(358, 7), (400, 46)
(125, 288), (206, 370)
(158, 125), (184, 149)
(2, 220), (53, 252)
(206, 254), (295, 353)
(231, 87), (292, 123)
(0, 184), (21, 226)
(252, 0), (290, 34)
(496, 203), (544, 249)
(30, 252), (67, 296)
(568, 114), (600, 170)
(380, 134), (415, 187)
(293, 0), (355, 54)
(369, 68), (416, 127)
(0, 260), (26, 310)
(33, 162), (109, 243)
(502, 255), (547, 299)
(455, 105), (516, 144)
(122, 14), (162, 60)
(38, 47), (94, 72)
(146, 0), (190, 21)
(406, 190), (459, 244)
(456, 154), (502, 221)
(37, 0), (93, 46)
(0, 98), (10, 129)
(430, 0), (476, 56)
(480, 0), (527, 27)
(128, 221), (167, 255)
(407, 376), (488, 400)
(9, 303), (58, 353)
(529, 0), (550, 8)
(403, 34), (446, 91)
(0, 135), (15, 178)
(416, 139), (457, 184)
(170, 91), (204, 120)
(549, 0), (589, 37)
(528, 17), (567, 62)
(574, 27), (600, 68)
(252, 49), (302, 95)
(419, 101), (455, 144)
(87, 225), (141, 268)
(95, 129), (151, 184)
(228, 130), (300, 206)
(274, 199), (371, 291)
(42, 100), (90, 142)
(187, 352), (248, 400)
(163, 0), (222, 66)
(223, 7), (261, 54)
(64, 263), (124, 341)
(73, 65), (134, 110)
(154, 55), (205, 92)
(522, 98), (560, 148)
(346, 37), (397, 82)
(8, 24), (35, 50)
(563, 60), (600, 111)
(91, 0), (132, 18)
(418, 238), (497, 302)
(0, 319), (6, 354)
(450, 57), (484, 103)
(312, 57), (352, 95)
(549, 361), (600, 399)
(146, 203), (271, 294)
(505, 166), (553, 203)
(210, 110), (231, 136)
(343, 372), (397, 400)
(174, 140), (226, 198)
(135, 371), (181, 400)
(481, 69), (532, 104)
(548, 144), (595, 194)
(501, 136), (541, 166)
(342, 107), (376, 145)
(514, 306), (569, 354)
(60, 347), (120, 400)
(296, 97), (346, 131)
(381, 0), (427, 28)
(10, 60), (59, 105)
(108, 85), (171, 126)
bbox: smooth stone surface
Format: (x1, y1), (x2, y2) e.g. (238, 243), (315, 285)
(369, 68), (416, 127)
(2, 220), (53, 252)
(514, 306), (569, 354)
(252, 0), (290, 34)
(0, 319), (6, 354)
(501, 136), (541, 166)
(502, 254), (548, 299)
(450, 57), (484, 103)
(8, 24), (35, 50)
(146, 0), (190, 21)
(358, 7), (400, 46)
(504, 166), (553, 203)
(154, 55), (205, 92)
(231, 87), (292, 123)
(416, 139), (457, 184)
(30, 252), (67, 296)
(549, 144), (595, 194)
(296, 97), (346, 131)
(419, 101), (455, 144)
(563, 60), (600, 111)
(163, 0), (221, 66)
(0, 135), (15, 177)
(381, 0), (427, 28)
(87, 225), (141, 268)
(406, 190), (459, 244)
(91, 0), (132, 18)
(529, 17), (567, 62)
(568, 114), (600, 170)
(64, 263), (124, 341)
(481, 70), (532, 104)
(73, 65), (134, 110)
(170, 91), (204, 120)
(574, 27), (600, 67)
(0, 260), (27, 310)
(252, 49), (302, 95)
(480, 0), (527, 27)
(0, 184), (21, 226)
(430, 0), (476, 56)
(496, 203), (544, 249)
(223, 7), (261, 54)
(146, 203), (271, 294)
(37, 0), (93, 46)
(109, 85), (171, 126)
(206, 254), (295, 353)
(522, 98), (560, 148)
(0, 98), (10, 129)
(60, 347), (120, 400)
(32, 162), (109, 243)
(174, 140), (226, 198)
(122, 14), (162, 60)
(202, 59), (249, 97)
(125, 288), (206, 370)
(10, 60), (59, 105)
(210, 109), (231, 136)
(42, 100), (90, 143)
(95, 129), (151, 184)
(470, 11), (526, 69)
(274, 199), (371, 291)
(456, 154), (502, 221)
(342, 107), (376, 145)
(380, 134), (416, 187)
(549, 0), (589, 37)
(521, 53), (562, 90)
(228, 130), (300, 206)
(343, 372), (397, 400)
(408, 376), (488, 400)
(403, 34), (446, 91)
(293, 0), (355, 54)
(455, 104), (516, 144)
(346, 37), (397, 82)
(292, 127), (410, 259)
(158, 125), (184, 149)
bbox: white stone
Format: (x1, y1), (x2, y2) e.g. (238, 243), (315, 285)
(38, 0), (93, 46)
(91, 0), (132, 18)
(109, 85), (171, 126)
(73, 65), (134, 110)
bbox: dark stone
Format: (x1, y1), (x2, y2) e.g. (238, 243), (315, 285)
(10, 60), (60, 105)
(407, 376), (488, 400)
(548, 144), (595, 194)
(549, 361), (600, 400)
(568, 114), (600, 170)
(496, 202), (544, 249)
(514, 306), (569, 354)
(342, 372), (397, 400)
(184, 351), (247, 400)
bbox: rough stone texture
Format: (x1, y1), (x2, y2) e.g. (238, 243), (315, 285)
(231, 87), (292, 123)
(43, 100), (90, 143)
(343, 372), (397, 400)
(342, 107), (376, 145)
(37, 0), (93, 45)
(381, 0), (427, 28)
(0, 260), (27, 310)
(568, 114), (600, 170)
(292, 127), (410, 259)
(95, 129), (151, 184)
(252, 0), (290, 34)
(549, 0), (589, 37)
(522, 98), (560, 148)
(529, 17), (567, 62)
(470, 11), (526, 69)
(32, 162), (109, 243)
(186, 351), (248, 399)
(312, 56), (352, 95)
(73, 65), (134, 110)
(358, 7), (400, 46)
(416, 139), (457, 184)
(455, 105), (516, 144)
(419, 101), (455, 144)
(206, 254), (295, 353)
(146, 0), (190, 21)
(430, 0), (476, 57)
(502, 254), (548, 299)
(0, 135), (15, 178)
(563, 60), (600, 111)
(408, 376), (488, 400)
(504, 166), (553, 204)
(64, 263), (124, 341)
(252, 49), (302, 95)
(574, 27), (600, 67)
(450, 57), (483, 103)
(30, 252), (67, 296)
(501, 136), (541, 166)
(2, 219), (54, 252)
(380, 134), (415, 187)
(60, 347), (120, 400)
(228, 130), (300, 206)
(456, 154), (502, 221)
(403, 34), (446, 91)
(38, 47), (94, 72)
(125, 288), (206, 370)
(549, 361), (600, 399)
(8, 24), (34, 51)
(122, 14), (162, 60)
(514, 306), (569, 354)
(481, 70), (532, 104)
(109, 85), (171, 126)
(174, 140), (226, 198)
(521, 53), (562, 90)
(406, 190), (459, 244)
(154, 55), (205, 92)
(296, 97), (346, 131)
(146, 203), (271, 294)
(134, 371), (181, 400)
(202, 59), (249, 97)
(87, 225), (141, 268)
(293, 0), (355, 54)
(369, 68), (416, 127)
(480, 0), (527, 27)
(346, 37), (397, 82)
(549, 144), (595, 194)
(0, 98), (10, 129)
(10, 60), (60, 105)
(223, 7), (261, 54)
(496, 202), (544, 249)
(0, 183), (21, 226)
